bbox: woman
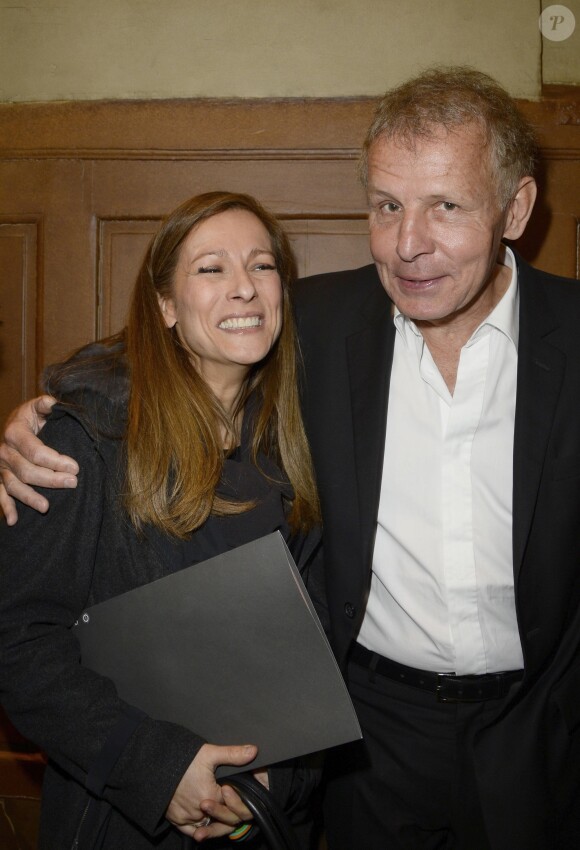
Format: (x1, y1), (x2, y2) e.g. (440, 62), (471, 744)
(0, 192), (323, 848)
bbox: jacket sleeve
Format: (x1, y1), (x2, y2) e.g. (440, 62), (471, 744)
(290, 527), (330, 641)
(0, 413), (204, 837)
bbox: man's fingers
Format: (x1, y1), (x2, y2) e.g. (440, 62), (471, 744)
(0, 439), (79, 476)
(29, 448), (78, 476)
(31, 394), (58, 420)
(0, 483), (19, 525)
(0, 471), (50, 513)
(1, 447), (78, 491)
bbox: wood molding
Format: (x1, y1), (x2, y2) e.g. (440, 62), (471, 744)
(0, 98), (375, 159)
(0, 94), (578, 160)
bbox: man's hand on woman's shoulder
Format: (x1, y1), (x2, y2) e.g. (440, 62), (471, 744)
(0, 395), (79, 525)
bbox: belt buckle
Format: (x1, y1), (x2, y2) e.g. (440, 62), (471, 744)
(436, 674), (458, 703)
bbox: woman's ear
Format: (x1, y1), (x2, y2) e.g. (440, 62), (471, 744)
(502, 177), (537, 241)
(158, 294), (178, 328)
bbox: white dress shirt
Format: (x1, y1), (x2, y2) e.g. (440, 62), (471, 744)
(357, 246), (524, 674)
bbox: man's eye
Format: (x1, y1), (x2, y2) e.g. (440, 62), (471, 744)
(442, 202), (457, 211)
(381, 202), (400, 213)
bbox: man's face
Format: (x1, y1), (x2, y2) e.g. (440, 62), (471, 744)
(367, 124), (515, 332)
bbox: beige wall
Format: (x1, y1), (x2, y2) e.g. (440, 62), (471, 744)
(3, 0), (577, 102)
(541, 0), (580, 85)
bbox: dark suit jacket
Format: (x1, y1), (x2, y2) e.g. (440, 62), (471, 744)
(294, 253), (580, 849)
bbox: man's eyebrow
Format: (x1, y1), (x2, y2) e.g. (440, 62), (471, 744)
(369, 188), (464, 203)
(368, 187), (398, 199)
(367, 188), (401, 205)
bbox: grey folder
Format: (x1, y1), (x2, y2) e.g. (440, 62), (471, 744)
(75, 532), (361, 777)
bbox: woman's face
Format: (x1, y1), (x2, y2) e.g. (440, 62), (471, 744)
(159, 208), (283, 400)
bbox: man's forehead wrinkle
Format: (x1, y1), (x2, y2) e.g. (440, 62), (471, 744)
(373, 118), (490, 156)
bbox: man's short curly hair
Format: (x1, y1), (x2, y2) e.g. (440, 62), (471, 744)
(359, 66), (538, 208)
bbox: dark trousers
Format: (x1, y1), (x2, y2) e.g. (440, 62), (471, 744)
(323, 655), (518, 850)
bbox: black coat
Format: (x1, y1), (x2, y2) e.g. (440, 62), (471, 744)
(293, 253), (580, 850)
(0, 349), (323, 849)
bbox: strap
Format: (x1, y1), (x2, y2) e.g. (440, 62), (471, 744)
(221, 774), (300, 850)
(86, 705), (146, 797)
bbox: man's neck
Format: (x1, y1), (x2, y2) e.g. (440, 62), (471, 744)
(417, 262), (512, 394)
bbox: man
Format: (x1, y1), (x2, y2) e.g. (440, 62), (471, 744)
(2, 68), (580, 849)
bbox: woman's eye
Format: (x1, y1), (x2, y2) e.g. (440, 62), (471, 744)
(254, 263), (277, 271)
(197, 266), (222, 274)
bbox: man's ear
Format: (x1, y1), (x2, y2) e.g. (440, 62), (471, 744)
(502, 176), (537, 241)
(158, 294), (177, 329)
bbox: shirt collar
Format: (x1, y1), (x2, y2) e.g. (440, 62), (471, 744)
(393, 244), (519, 350)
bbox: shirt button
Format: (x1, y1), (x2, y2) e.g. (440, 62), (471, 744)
(344, 602), (356, 619)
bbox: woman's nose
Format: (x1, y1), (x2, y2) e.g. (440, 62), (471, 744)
(229, 268), (258, 300)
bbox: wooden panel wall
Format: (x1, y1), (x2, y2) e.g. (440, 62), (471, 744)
(1, 94), (579, 423)
(0, 92), (579, 838)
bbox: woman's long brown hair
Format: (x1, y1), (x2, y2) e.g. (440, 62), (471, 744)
(124, 191), (320, 537)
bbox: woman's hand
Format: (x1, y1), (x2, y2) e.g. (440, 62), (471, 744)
(166, 743), (258, 842)
(0, 395), (79, 524)
(253, 768), (270, 789)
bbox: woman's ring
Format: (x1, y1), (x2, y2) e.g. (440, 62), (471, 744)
(192, 816), (212, 828)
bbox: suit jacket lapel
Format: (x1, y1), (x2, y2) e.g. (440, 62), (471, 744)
(513, 260), (566, 575)
(347, 286), (395, 567)
(338, 256), (567, 585)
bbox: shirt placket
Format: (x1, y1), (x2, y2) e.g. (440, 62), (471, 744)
(420, 333), (490, 674)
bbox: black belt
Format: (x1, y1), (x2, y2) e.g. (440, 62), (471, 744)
(351, 643), (524, 703)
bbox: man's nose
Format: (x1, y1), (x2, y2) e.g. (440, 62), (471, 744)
(396, 210), (433, 261)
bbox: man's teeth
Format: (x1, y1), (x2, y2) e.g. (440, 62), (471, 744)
(219, 317), (262, 329)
